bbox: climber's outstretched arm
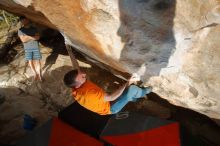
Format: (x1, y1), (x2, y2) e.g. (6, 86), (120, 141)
(66, 45), (81, 72)
(104, 74), (140, 101)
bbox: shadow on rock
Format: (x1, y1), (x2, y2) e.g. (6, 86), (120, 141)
(118, 0), (176, 81)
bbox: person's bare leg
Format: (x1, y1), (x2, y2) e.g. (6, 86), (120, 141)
(34, 60), (42, 81)
(28, 60), (37, 79)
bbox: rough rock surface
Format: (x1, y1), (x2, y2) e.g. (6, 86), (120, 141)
(0, 0), (220, 120)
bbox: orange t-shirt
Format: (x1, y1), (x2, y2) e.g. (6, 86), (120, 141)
(72, 80), (111, 115)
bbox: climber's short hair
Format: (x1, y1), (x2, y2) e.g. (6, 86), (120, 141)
(63, 70), (78, 88)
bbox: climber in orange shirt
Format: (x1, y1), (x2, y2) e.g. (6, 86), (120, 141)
(63, 69), (152, 115)
(63, 45), (151, 115)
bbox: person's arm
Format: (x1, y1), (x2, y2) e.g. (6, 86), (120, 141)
(66, 45), (81, 72)
(19, 35), (29, 43)
(31, 33), (40, 40)
(104, 74), (140, 102)
(19, 33), (40, 42)
(104, 82), (129, 102)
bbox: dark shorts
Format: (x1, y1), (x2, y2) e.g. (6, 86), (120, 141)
(25, 48), (42, 60)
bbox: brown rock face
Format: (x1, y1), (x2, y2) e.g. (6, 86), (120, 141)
(0, 0), (220, 119)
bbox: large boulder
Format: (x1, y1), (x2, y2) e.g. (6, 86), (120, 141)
(0, 0), (220, 119)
